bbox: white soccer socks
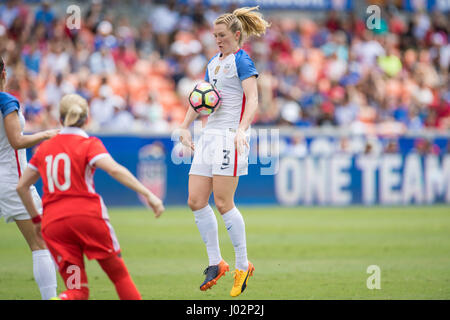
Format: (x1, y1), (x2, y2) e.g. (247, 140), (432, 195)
(221, 207), (249, 271)
(193, 205), (223, 266)
(32, 249), (57, 300)
(193, 205), (249, 271)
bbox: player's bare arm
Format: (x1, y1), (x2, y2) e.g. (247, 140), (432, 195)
(236, 75), (258, 154)
(179, 106), (199, 151)
(94, 155), (165, 218)
(4, 111), (59, 150)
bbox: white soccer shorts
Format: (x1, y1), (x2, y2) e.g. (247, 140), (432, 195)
(189, 130), (250, 177)
(0, 182), (42, 223)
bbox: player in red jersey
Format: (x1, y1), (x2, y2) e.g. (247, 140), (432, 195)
(16, 93), (165, 300)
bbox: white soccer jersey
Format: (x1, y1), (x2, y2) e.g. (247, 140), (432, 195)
(0, 92), (27, 183)
(0, 92), (41, 223)
(189, 50), (257, 178)
(204, 49), (258, 132)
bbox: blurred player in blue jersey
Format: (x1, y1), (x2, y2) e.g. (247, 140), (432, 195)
(178, 7), (270, 297)
(0, 56), (59, 299)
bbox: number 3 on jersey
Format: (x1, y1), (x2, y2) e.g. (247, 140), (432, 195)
(45, 153), (71, 192)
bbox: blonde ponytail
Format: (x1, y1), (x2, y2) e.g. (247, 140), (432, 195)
(64, 104), (83, 127)
(60, 94), (89, 127)
(233, 6), (270, 39)
(215, 6), (270, 46)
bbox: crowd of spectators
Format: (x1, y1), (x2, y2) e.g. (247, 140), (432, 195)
(0, 0), (449, 135)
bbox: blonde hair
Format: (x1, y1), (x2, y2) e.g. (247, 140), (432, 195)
(59, 94), (89, 127)
(214, 6), (270, 46)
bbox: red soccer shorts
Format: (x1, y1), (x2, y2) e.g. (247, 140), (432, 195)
(41, 215), (121, 270)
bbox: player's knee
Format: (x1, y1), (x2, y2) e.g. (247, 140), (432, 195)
(28, 243), (42, 252)
(187, 196), (207, 211)
(35, 237), (47, 250)
(109, 264), (129, 283)
(99, 255), (130, 283)
(213, 196), (233, 214)
(28, 236), (46, 251)
(15, 220), (46, 251)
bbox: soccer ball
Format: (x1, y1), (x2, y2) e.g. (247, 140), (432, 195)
(189, 81), (221, 115)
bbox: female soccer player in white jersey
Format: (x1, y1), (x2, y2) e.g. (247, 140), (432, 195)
(178, 7), (270, 297)
(0, 56), (59, 299)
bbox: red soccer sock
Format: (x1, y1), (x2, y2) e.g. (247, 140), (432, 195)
(58, 263), (89, 300)
(98, 254), (142, 300)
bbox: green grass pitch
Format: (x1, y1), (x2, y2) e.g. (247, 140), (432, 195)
(1, 206), (449, 300)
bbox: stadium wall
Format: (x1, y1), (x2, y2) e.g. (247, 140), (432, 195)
(28, 130), (450, 207)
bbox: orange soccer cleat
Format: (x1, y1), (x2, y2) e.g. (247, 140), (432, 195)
(200, 259), (230, 291)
